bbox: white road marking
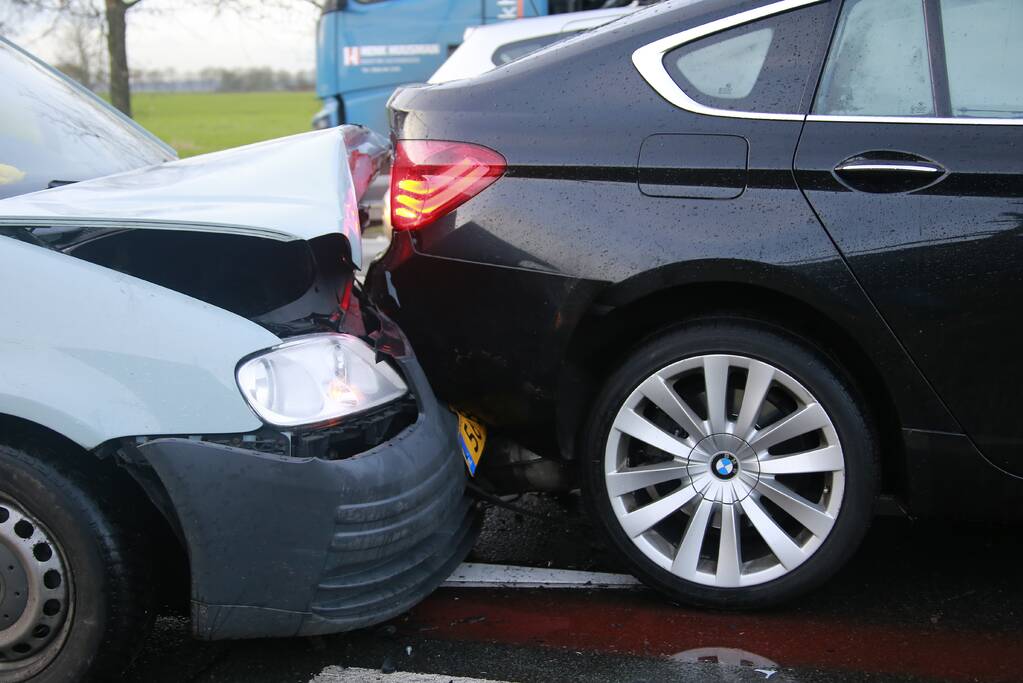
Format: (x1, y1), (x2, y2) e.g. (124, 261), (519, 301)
(311, 666), (514, 683)
(442, 562), (641, 589)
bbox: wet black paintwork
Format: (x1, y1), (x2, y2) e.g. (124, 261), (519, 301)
(795, 121), (1023, 475)
(638, 134), (749, 199)
(366, 0), (1023, 508)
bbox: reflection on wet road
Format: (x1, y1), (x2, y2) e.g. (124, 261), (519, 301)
(126, 494), (1023, 683)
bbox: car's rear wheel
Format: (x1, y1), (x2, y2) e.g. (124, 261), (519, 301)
(0, 443), (154, 681)
(582, 317), (878, 608)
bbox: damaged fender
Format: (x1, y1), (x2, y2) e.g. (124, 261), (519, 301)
(0, 236), (279, 449)
(0, 128), (371, 267)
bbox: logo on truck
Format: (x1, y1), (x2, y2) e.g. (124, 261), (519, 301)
(342, 44), (442, 69)
(497, 0), (522, 20)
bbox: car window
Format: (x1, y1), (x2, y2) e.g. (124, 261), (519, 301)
(492, 32), (582, 66)
(813, 0), (933, 117)
(0, 40), (174, 200)
(940, 0), (1023, 119)
(663, 3), (834, 115)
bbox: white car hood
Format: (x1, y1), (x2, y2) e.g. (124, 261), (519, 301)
(0, 127), (364, 266)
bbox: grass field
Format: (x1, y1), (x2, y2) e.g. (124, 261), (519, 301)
(131, 91), (321, 157)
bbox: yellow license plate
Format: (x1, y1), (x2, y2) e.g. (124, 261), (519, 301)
(455, 410), (486, 476)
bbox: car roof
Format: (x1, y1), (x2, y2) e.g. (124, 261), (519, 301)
(467, 5), (637, 42)
(430, 5), (637, 83)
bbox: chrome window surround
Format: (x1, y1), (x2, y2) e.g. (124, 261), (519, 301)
(631, 0), (1023, 125)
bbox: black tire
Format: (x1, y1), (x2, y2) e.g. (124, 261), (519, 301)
(582, 316), (879, 609)
(0, 442), (155, 682)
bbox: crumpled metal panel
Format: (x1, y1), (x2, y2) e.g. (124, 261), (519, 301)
(0, 128), (368, 266)
(0, 237), (279, 448)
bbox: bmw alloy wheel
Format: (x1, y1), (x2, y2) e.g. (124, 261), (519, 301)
(604, 354), (846, 588)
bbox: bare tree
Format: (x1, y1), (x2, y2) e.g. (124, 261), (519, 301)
(54, 11), (106, 90)
(10, 0), (322, 117)
(10, 0), (139, 114)
(102, 0), (140, 115)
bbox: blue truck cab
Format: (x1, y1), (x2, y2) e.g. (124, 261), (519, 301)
(315, 0), (561, 133)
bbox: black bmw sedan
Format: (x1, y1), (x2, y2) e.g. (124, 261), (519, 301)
(367, 0), (1023, 608)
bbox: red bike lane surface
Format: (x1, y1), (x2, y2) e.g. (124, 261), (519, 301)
(397, 587), (1023, 683)
(124, 499), (1022, 683)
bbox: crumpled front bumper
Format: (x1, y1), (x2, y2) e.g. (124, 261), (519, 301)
(136, 356), (479, 640)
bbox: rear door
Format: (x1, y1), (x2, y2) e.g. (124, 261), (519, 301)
(794, 0), (1023, 472)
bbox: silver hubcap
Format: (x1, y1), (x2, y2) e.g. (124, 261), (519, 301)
(604, 354), (845, 588)
(0, 498), (70, 671)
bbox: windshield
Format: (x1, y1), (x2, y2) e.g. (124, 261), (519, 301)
(0, 38), (175, 200)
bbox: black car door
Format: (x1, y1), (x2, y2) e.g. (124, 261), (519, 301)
(794, 0), (1023, 472)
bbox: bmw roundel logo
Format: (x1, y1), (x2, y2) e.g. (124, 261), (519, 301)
(712, 453), (739, 480)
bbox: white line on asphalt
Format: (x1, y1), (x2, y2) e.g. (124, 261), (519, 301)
(442, 563), (642, 589)
(311, 666), (514, 683)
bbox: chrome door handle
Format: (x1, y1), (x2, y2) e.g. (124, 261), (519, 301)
(834, 161), (943, 174)
(831, 153), (947, 193)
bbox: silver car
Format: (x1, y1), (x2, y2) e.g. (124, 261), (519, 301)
(0, 38), (477, 682)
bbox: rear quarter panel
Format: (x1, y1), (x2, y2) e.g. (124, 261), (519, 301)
(380, 0), (958, 447)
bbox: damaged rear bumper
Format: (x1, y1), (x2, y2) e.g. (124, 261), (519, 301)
(135, 356), (479, 640)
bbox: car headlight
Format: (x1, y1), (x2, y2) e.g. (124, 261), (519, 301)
(237, 334), (408, 428)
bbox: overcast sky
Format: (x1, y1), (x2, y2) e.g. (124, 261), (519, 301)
(7, 1), (321, 73)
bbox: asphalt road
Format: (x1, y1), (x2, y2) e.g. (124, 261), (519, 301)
(124, 492), (1023, 683)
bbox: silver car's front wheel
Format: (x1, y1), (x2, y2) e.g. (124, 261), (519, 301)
(0, 497), (72, 679)
(584, 319), (877, 608)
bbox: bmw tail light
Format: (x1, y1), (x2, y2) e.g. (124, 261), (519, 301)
(390, 140), (506, 231)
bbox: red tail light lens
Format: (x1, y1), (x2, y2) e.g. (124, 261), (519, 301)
(390, 140), (506, 231)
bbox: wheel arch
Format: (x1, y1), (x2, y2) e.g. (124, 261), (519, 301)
(0, 412), (189, 608)
(557, 273), (907, 497)
(0, 412), (99, 464)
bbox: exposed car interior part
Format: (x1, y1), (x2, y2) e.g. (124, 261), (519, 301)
(6, 226), (356, 335)
(65, 229), (319, 317)
(123, 394), (419, 463)
(289, 395), (419, 459)
(475, 437), (576, 494)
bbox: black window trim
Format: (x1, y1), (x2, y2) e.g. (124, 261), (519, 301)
(923, 0), (953, 118)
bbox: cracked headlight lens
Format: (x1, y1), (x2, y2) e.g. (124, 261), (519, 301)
(237, 334), (407, 427)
